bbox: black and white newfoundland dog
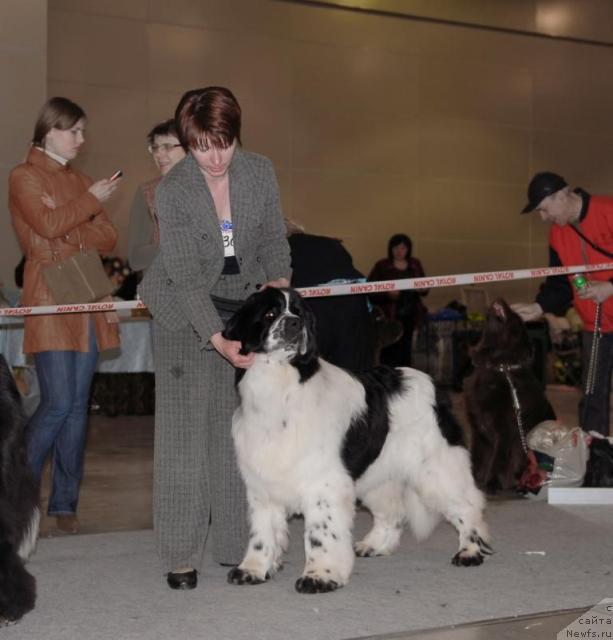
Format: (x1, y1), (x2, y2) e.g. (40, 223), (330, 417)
(0, 355), (39, 624)
(223, 288), (491, 594)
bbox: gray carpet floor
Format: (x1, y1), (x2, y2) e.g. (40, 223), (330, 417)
(6, 499), (613, 640)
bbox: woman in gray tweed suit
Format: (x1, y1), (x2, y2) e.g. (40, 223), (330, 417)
(139, 87), (290, 590)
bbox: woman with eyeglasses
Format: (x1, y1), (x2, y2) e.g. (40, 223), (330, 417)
(139, 87), (290, 590)
(9, 96), (121, 535)
(127, 119), (186, 272)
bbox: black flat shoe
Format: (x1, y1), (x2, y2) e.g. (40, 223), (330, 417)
(166, 569), (198, 590)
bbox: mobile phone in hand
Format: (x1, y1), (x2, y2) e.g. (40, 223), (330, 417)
(109, 169), (123, 181)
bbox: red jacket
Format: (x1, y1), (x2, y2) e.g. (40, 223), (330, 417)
(550, 195), (613, 332)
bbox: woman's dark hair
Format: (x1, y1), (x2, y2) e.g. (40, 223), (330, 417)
(175, 86), (242, 151)
(387, 233), (413, 260)
(146, 118), (180, 146)
(32, 97), (86, 146)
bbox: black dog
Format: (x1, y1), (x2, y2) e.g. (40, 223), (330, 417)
(0, 355), (39, 624)
(465, 299), (556, 493)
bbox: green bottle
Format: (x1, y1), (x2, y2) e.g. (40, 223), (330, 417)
(572, 273), (587, 290)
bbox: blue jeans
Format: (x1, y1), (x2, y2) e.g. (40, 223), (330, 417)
(27, 325), (98, 515)
(580, 330), (613, 437)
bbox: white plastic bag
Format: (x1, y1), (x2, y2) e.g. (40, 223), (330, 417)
(527, 421), (589, 488)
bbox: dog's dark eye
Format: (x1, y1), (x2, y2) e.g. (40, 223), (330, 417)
(265, 310), (277, 320)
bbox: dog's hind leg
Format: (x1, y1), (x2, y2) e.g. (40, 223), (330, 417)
(17, 508), (40, 561)
(414, 446), (492, 567)
(0, 542), (36, 624)
(354, 481), (407, 557)
(295, 485), (355, 594)
(227, 493), (287, 586)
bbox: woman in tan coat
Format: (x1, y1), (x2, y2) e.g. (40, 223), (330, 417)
(9, 97), (121, 534)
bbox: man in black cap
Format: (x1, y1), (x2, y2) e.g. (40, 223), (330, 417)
(512, 171), (613, 436)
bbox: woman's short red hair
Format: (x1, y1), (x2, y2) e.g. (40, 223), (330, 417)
(175, 86), (242, 151)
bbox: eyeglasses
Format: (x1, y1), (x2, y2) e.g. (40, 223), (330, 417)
(148, 143), (182, 154)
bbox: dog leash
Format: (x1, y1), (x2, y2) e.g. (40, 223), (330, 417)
(501, 366), (529, 455)
(483, 364), (529, 455)
(584, 302), (602, 398)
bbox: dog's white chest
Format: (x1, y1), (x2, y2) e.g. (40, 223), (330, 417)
(232, 358), (356, 505)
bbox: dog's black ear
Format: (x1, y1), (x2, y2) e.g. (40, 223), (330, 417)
(222, 290), (274, 355)
(222, 307), (242, 342)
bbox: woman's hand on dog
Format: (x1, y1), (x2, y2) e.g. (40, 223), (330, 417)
(578, 280), (613, 304)
(510, 302), (543, 322)
(210, 332), (255, 369)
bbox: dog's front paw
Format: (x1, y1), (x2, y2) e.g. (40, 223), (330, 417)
(0, 616), (20, 627)
(354, 541), (386, 557)
(295, 575), (340, 594)
(227, 566), (268, 585)
(451, 548), (484, 567)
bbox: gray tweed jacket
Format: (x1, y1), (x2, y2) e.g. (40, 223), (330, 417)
(139, 148), (291, 343)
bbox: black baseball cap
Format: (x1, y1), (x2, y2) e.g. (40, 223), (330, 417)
(521, 172), (568, 213)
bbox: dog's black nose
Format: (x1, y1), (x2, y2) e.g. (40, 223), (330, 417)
(282, 316), (302, 340)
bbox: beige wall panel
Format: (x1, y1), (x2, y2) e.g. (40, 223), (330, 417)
(532, 129), (613, 193)
(2, 52), (48, 163)
(290, 171), (415, 234)
(0, 1), (46, 47)
(416, 21), (541, 69)
(48, 11), (148, 89)
(236, 94), (292, 169)
(1, 0), (46, 286)
(528, 213), (551, 246)
(292, 42), (419, 117)
(146, 23), (292, 166)
(292, 106), (418, 175)
(146, 23), (291, 95)
(147, 91), (184, 126)
(289, 171), (416, 276)
(287, 2), (421, 55)
(420, 117), (530, 184)
(528, 241), (550, 267)
(149, 0), (291, 37)
(536, 0), (613, 42)
(48, 80), (149, 167)
(421, 58), (532, 127)
(417, 180), (529, 244)
(325, 0), (536, 32)
(48, 0), (148, 20)
(419, 238), (530, 276)
(532, 43), (613, 134)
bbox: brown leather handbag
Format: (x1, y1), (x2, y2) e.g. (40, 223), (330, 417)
(42, 232), (114, 304)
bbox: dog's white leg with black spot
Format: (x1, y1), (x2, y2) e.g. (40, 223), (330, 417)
(295, 489), (355, 594)
(355, 482), (406, 557)
(227, 493), (287, 586)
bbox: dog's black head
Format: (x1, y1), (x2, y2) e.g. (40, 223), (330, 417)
(472, 298), (533, 368)
(223, 287), (320, 381)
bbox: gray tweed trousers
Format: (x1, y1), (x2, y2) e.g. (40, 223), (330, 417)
(152, 322), (249, 572)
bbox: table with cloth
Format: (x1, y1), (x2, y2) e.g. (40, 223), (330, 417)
(0, 313), (154, 415)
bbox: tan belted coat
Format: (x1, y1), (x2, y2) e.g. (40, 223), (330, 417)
(8, 147), (119, 354)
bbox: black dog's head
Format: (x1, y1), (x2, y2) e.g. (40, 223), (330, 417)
(472, 298), (533, 368)
(223, 287), (320, 381)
